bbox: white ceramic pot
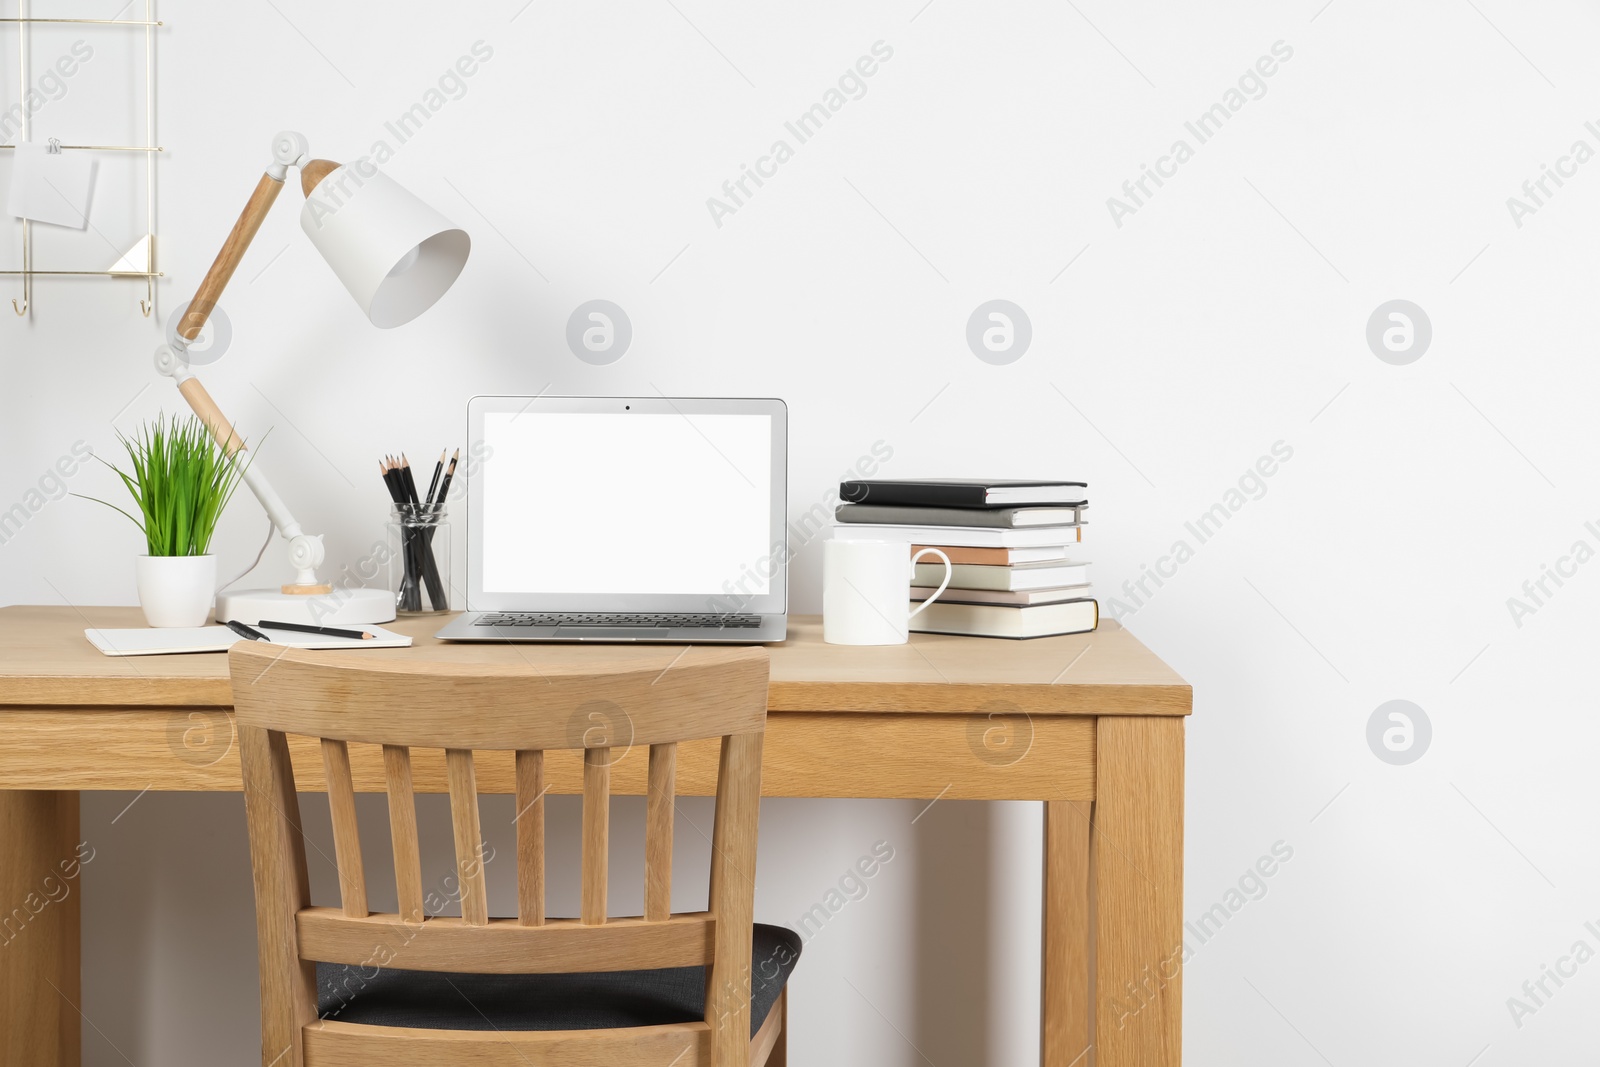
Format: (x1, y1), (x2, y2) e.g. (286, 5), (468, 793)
(135, 555), (217, 628)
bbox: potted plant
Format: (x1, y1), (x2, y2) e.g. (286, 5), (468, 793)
(78, 415), (252, 627)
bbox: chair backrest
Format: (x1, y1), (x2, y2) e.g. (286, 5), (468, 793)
(229, 642), (771, 1067)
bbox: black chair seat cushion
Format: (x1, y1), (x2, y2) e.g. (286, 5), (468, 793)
(316, 923), (800, 1039)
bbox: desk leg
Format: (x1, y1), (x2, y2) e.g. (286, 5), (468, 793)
(1042, 800), (1092, 1067)
(0, 790), (81, 1067)
(1093, 717), (1184, 1067)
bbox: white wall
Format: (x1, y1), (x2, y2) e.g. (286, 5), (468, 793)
(5, 0), (1599, 1062)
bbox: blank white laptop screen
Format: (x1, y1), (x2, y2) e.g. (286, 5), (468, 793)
(480, 411), (773, 596)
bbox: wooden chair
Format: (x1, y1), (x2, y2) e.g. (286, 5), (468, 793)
(229, 642), (794, 1067)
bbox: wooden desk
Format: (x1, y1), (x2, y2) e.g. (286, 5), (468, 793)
(0, 606), (1190, 1067)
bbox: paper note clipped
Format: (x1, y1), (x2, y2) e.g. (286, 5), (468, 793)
(6, 141), (96, 229)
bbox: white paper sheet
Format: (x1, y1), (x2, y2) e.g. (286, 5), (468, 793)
(85, 624), (415, 656)
(6, 142), (95, 229)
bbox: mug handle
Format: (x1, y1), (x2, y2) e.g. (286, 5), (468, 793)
(907, 548), (953, 620)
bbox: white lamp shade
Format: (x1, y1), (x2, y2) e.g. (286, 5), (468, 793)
(300, 166), (470, 328)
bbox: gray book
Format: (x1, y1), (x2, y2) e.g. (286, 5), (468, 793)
(835, 503), (1084, 529)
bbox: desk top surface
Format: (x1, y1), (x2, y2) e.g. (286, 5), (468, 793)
(0, 607), (1190, 716)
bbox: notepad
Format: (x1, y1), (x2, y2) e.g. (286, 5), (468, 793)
(85, 624), (413, 657)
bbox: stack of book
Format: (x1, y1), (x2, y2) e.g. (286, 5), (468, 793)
(835, 478), (1097, 639)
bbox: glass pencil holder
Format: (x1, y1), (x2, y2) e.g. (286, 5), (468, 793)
(387, 504), (451, 615)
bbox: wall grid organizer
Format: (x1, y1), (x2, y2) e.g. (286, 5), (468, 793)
(1, 0), (161, 317)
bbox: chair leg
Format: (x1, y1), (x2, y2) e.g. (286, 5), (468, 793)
(769, 990), (788, 1067)
(751, 987), (788, 1067)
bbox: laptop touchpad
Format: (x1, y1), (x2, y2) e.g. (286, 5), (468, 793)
(554, 626), (671, 639)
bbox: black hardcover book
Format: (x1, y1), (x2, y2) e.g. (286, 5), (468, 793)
(839, 478), (1088, 509)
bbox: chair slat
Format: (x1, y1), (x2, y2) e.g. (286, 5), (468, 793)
(646, 742), (677, 922)
(446, 748), (489, 926)
(515, 749), (546, 927)
(382, 745), (424, 923)
(582, 747), (610, 926)
(230, 642), (770, 751)
(320, 738), (368, 918)
(297, 908), (716, 973)
(304, 1018), (709, 1067)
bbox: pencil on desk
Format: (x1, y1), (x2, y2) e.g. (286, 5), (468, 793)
(259, 620), (375, 641)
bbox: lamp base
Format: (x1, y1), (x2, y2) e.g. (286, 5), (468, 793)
(215, 586), (397, 626)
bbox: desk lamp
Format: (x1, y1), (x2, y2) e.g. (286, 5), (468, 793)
(151, 131), (470, 625)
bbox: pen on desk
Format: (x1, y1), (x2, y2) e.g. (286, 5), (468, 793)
(258, 620), (376, 641)
(226, 619), (269, 642)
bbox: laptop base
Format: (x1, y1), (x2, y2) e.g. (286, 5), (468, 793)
(435, 612), (787, 644)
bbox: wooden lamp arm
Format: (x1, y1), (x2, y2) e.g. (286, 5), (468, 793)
(169, 354), (320, 589)
(177, 172), (285, 346)
(167, 169), (292, 459)
(174, 128), (340, 348)
(154, 133), (343, 592)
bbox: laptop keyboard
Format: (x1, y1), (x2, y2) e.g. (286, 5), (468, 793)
(476, 612), (764, 629)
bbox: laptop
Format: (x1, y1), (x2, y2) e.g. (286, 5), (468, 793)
(435, 395), (788, 644)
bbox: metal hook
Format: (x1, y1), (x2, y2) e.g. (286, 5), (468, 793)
(140, 275), (153, 317)
(14, 216), (29, 316)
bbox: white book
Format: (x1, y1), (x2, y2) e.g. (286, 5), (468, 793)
(913, 584), (1094, 607)
(913, 560), (1090, 592)
(833, 524), (1082, 549)
(985, 485), (1087, 506)
(85, 624), (413, 657)
(910, 599), (1098, 639)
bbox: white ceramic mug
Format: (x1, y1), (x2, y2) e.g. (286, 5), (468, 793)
(823, 540), (953, 645)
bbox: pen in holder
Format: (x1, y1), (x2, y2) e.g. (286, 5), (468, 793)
(388, 503), (450, 614)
